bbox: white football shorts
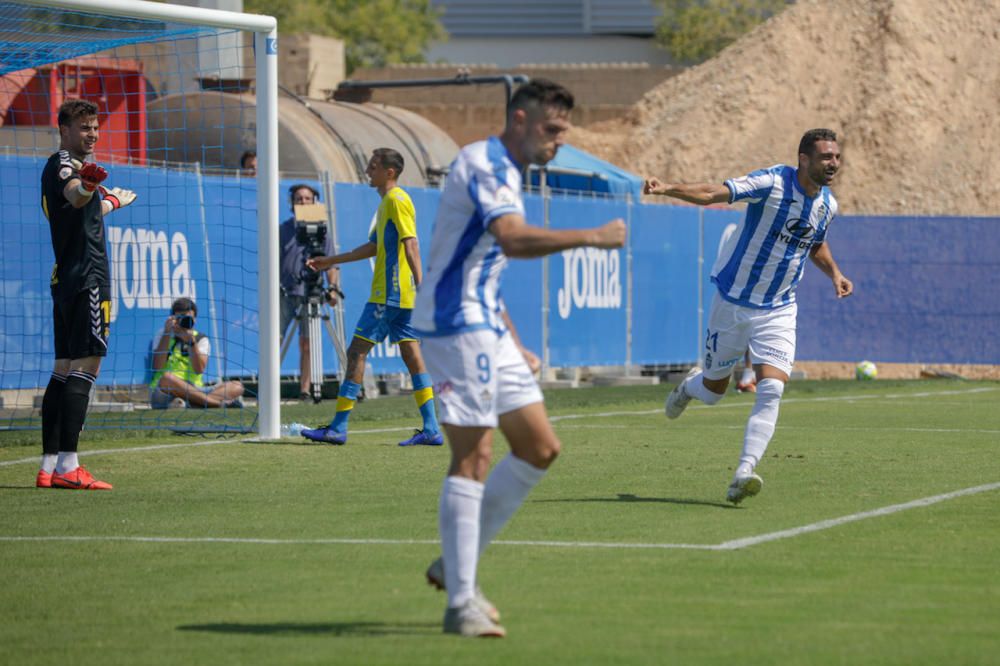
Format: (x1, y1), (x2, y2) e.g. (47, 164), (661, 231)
(420, 328), (543, 428)
(701, 292), (798, 380)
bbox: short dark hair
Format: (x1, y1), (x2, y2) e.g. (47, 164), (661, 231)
(798, 129), (838, 156)
(507, 79), (575, 119)
(171, 297), (197, 316)
(57, 99), (98, 127)
(372, 148), (404, 177)
(240, 149), (256, 168)
(288, 184), (320, 203)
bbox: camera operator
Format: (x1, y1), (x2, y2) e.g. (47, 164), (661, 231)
(279, 184), (342, 400)
(149, 297), (244, 409)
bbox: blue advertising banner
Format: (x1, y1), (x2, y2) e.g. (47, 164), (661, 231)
(0, 155), (257, 389)
(795, 216), (1000, 364)
(629, 202), (703, 365)
(2, 152), (999, 392)
(546, 195), (629, 367)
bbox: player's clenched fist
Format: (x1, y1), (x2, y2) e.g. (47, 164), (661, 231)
(642, 177), (666, 195)
(591, 218), (626, 249)
(77, 162), (108, 191)
(69, 158), (108, 193)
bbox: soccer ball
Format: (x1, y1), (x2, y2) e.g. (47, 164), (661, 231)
(855, 360), (877, 380)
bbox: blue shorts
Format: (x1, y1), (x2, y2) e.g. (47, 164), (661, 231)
(353, 302), (419, 345)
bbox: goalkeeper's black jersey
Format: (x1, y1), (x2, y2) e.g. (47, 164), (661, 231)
(41, 151), (110, 302)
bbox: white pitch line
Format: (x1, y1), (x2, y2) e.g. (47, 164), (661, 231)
(0, 535), (441, 546)
(712, 481), (1000, 550)
(550, 386), (998, 422)
(0, 439), (227, 468)
(0, 534), (717, 550)
(0, 387), (994, 469)
(3, 481), (997, 551)
(555, 424), (1000, 434)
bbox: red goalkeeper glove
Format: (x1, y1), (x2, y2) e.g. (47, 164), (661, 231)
(98, 185), (137, 210)
(76, 162), (108, 192)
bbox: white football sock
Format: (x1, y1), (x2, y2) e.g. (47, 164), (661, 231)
(740, 366), (756, 384)
(479, 454), (546, 554)
(685, 371), (725, 405)
(737, 378), (785, 474)
(56, 452), (79, 474)
(40, 454), (57, 474)
(439, 475), (483, 609)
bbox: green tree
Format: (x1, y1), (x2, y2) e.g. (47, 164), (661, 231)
(244, 0), (446, 73)
(654, 0), (791, 64)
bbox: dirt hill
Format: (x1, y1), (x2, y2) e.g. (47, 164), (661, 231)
(569, 0), (1000, 216)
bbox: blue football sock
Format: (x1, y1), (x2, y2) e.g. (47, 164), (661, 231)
(329, 380), (361, 434)
(411, 372), (440, 434)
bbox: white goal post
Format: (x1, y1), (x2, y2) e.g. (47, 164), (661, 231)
(15, 0), (282, 438)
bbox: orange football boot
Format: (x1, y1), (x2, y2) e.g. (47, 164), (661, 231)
(51, 466), (112, 490)
(36, 469), (53, 488)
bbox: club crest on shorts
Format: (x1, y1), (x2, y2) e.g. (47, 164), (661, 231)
(705, 353), (713, 370)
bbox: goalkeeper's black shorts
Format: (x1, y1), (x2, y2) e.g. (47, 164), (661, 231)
(53, 285), (111, 360)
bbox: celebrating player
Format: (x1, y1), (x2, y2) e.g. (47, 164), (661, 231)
(645, 128), (853, 505)
(37, 99), (137, 490)
(301, 148), (443, 447)
(414, 80), (626, 637)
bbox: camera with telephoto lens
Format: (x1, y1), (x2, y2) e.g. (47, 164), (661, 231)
(177, 315), (195, 329)
(295, 219), (328, 300)
(291, 184), (329, 302)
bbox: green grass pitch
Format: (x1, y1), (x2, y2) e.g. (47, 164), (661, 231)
(2, 380), (998, 665)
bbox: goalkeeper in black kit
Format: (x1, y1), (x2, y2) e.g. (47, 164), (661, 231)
(37, 99), (137, 490)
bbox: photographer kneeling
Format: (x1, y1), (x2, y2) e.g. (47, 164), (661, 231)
(149, 297), (244, 409)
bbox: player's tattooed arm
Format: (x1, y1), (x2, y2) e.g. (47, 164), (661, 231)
(642, 178), (729, 205)
(491, 213), (625, 258)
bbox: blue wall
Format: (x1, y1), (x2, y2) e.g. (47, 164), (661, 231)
(3, 153), (998, 390)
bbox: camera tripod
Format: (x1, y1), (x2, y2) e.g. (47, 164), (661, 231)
(279, 289), (349, 404)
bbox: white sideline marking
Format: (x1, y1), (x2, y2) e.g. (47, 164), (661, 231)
(558, 424), (1000, 435)
(1, 387), (994, 470)
(0, 439), (227, 468)
(712, 481), (1000, 550)
(3, 481), (998, 551)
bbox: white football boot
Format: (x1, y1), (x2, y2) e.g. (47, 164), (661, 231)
(726, 472), (763, 505)
(665, 367), (700, 419)
(443, 599), (506, 638)
(426, 556), (500, 623)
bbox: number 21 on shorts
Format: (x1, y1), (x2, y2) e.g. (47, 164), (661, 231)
(705, 329), (718, 353)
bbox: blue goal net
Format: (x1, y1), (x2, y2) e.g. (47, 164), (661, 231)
(0, 1), (262, 434)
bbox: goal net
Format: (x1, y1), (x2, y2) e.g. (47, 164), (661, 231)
(0, 0), (281, 437)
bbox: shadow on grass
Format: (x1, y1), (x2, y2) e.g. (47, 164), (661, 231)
(177, 621), (439, 637)
(0, 484), (40, 490)
(536, 493), (736, 510)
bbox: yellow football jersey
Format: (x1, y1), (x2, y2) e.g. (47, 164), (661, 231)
(368, 186), (417, 308)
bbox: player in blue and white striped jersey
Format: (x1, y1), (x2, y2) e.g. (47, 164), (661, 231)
(414, 80), (625, 638)
(644, 128), (853, 505)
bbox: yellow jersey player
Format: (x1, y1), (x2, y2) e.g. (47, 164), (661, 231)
(301, 148), (442, 446)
